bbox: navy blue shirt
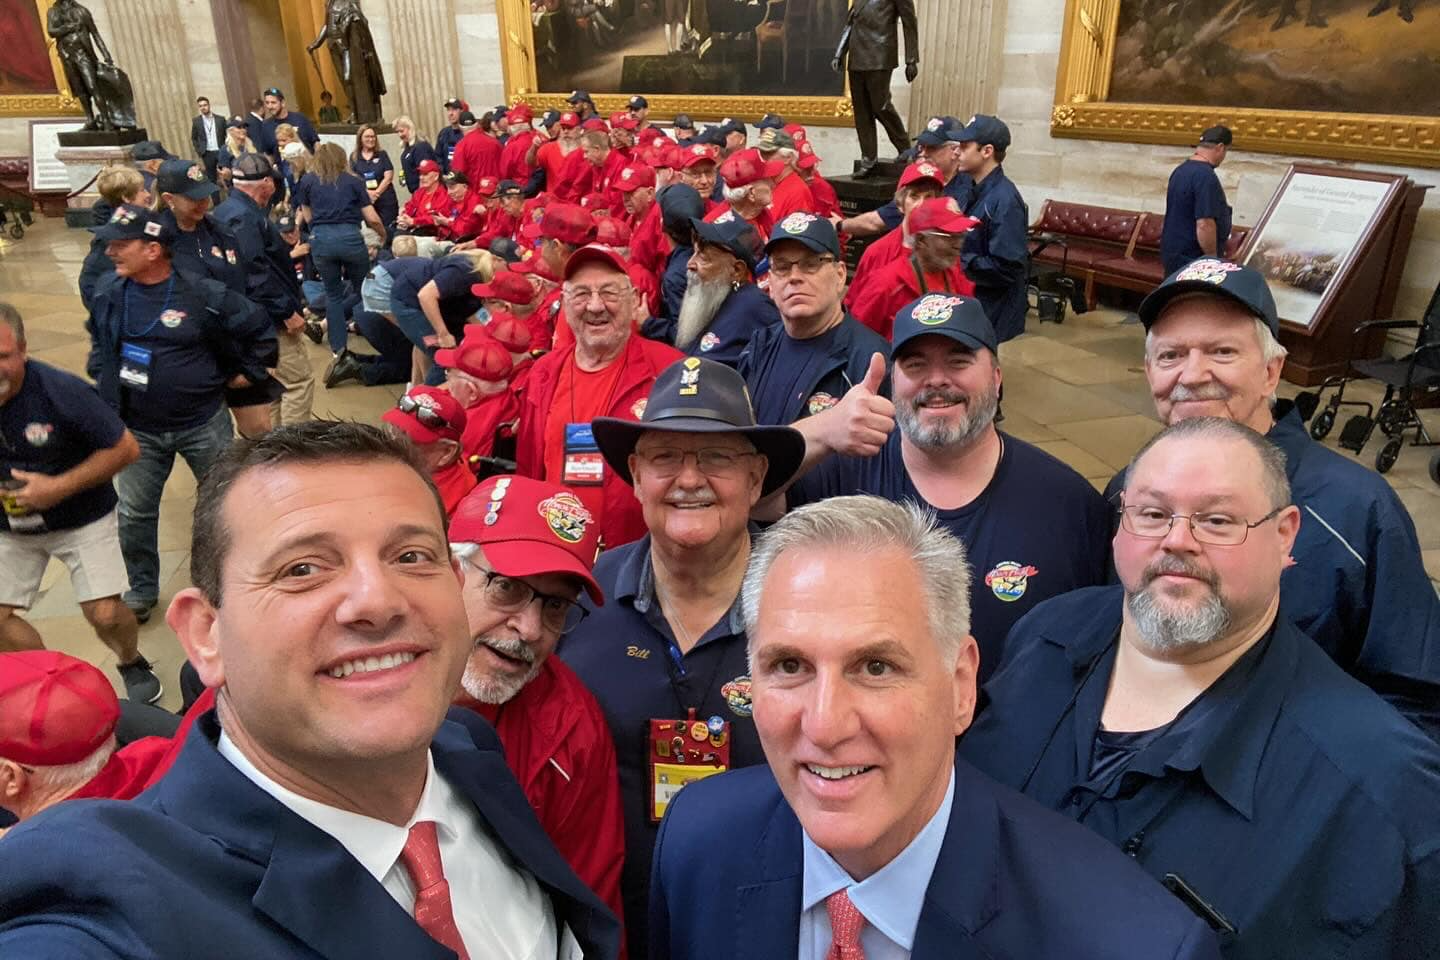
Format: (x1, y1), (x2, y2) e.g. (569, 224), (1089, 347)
(558, 535), (764, 960)
(647, 282), (781, 370)
(739, 314), (890, 426)
(399, 139), (438, 192)
(436, 126), (464, 172)
(351, 152), (397, 215)
(961, 586), (1440, 960)
(162, 212), (246, 297)
(293, 172), (370, 226)
(790, 430), (1111, 681)
(108, 276), (227, 433)
(660, 244), (691, 322)
(259, 111), (319, 157)
(212, 190), (305, 325)
(1161, 159), (1232, 275)
(384, 256), (482, 332)
(1, 361), (124, 534)
(961, 166), (1030, 343)
(874, 172), (975, 231)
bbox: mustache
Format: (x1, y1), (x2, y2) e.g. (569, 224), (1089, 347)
(1140, 553), (1219, 590)
(1168, 383), (1230, 403)
(664, 489), (718, 506)
(476, 634), (536, 665)
(909, 387), (968, 411)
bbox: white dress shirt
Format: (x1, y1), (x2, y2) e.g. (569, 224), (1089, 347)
(201, 114), (218, 152)
(219, 732), (559, 960)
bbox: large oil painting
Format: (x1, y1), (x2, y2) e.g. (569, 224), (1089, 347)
(0, 0), (58, 96)
(1109, 0), (1438, 115)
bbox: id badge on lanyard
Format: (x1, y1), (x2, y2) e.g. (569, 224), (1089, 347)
(1, 480), (45, 533)
(118, 342), (153, 392)
(563, 422), (604, 486)
(648, 708), (731, 822)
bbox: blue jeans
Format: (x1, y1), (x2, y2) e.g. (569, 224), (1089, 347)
(300, 279), (327, 312)
(353, 308), (411, 385)
(115, 408), (234, 605)
(310, 223), (370, 355)
(391, 300), (446, 386)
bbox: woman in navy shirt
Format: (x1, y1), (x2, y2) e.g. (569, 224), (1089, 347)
(293, 142), (387, 360)
(351, 124), (398, 239)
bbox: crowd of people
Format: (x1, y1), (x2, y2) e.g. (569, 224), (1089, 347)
(0, 79), (1438, 960)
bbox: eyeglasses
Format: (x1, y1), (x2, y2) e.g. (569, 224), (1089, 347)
(396, 395), (452, 431)
(563, 284), (631, 306)
(468, 562), (589, 634)
(768, 255), (836, 278)
(1117, 504), (1283, 546)
(635, 446), (757, 478)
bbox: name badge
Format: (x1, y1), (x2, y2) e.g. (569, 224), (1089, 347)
(118, 341), (152, 392)
(1, 483), (45, 533)
(562, 422), (603, 486)
(366, 178), (379, 190)
(648, 713), (731, 823)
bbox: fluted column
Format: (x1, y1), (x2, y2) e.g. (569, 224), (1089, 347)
(908, 0), (1008, 127)
(103, 0), (196, 156)
(381, 0), (464, 136)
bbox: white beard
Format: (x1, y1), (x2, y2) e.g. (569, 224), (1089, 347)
(675, 274), (733, 350)
(460, 633), (542, 705)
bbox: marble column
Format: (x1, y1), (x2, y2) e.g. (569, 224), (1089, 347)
(102, 0), (197, 158)
(908, 0), (1008, 128)
(380, 0), (464, 138)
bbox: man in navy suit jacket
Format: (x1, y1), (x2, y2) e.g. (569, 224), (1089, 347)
(0, 421), (620, 960)
(651, 495), (1219, 960)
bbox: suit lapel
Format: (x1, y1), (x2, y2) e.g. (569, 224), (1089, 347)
(733, 801), (804, 960)
(910, 762), (1004, 960)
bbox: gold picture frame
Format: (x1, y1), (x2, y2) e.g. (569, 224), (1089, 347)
(1050, 0), (1440, 169)
(0, 0), (84, 118)
(496, 0), (854, 127)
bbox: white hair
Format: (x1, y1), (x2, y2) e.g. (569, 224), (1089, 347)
(1145, 314), (1288, 366)
(741, 496), (971, 668)
(722, 184), (753, 205)
(18, 735), (117, 796)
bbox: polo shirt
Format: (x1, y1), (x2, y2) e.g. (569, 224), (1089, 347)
(1, 360), (124, 534)
(293, 172), (370, 225)
(1161, 159), (1232, 275)
(384, 256), (483, 332)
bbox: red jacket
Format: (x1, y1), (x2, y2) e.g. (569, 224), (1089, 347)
(451, 129), (502, 183)
(455, 657), (626, 950)
(849, 253), (975, 339)
(768, 170), (819, 223)
(808, 174), (840, 218)
(446, 188), (488, 241)
(516, 334), (683, 550)
(403, 183), (458, 231)
(845, 226), (908, 313)
(556, 149), (627, 214)
(460, 388), (520, 461)
(68, 737), (174, 802)
(500, 129), (541, 183)
(476, 209), (521, 250)
(629, 202), (669, 281)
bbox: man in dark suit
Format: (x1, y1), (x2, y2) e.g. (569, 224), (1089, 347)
(832, 0), (919, 176)
(651, 495), (1221, 960)
(0, 421), (620, 960)
(191, 95), (222, 184)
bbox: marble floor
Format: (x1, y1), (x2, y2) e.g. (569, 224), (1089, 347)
(5, 216), (1440, 709)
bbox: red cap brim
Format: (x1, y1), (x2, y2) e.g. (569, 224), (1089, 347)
(480, 538), (604, 604)
(382, 408), (443, 445)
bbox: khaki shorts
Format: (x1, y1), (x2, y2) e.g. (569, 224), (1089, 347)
(0, 509), (130, 609)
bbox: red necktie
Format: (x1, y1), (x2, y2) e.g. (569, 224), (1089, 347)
(399, 821), (471, 960)
(825, 888), (867, 960)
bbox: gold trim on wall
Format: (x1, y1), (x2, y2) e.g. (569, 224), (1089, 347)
(1051, 0), (1440, 169)
(497, 0), (853, 127)
(0, 0), (84, 118)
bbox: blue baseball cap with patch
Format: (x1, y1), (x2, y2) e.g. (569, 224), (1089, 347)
(764, 211), (840, 258)
(916, 115), (961, 147)
(89, 204), (176, 246)
(690, 216), (763, 272)
(949, 114), (1011, 151)
(892, 293), (997, 356)
(1138, 258), (1279, 335)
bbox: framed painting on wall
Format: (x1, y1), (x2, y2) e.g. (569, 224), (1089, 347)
(496, 0), (856, 127)
(0, 0), (84, 117)
(1049, 0), (1439, 169)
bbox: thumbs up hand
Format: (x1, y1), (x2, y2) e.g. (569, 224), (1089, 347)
(822, 352), (895, 458)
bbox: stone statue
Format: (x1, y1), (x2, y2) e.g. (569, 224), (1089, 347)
(832, 0), (919, 177)
(307, 0), (387, 125)
(47, 0), (137, 131)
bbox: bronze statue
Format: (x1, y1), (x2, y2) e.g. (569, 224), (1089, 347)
(47, 0), (137, 130)
(832, 0), (919, 177)
(307, 0), (387, 125)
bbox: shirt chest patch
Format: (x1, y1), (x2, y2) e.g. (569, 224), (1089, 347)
(985, 560), (1038, 602)
(159, 309), (187, 329)
(699, 331), (720, 353)
(806, 391), (838, 416)
(24, 422), (54, 446)
(720, 675), (752, 717)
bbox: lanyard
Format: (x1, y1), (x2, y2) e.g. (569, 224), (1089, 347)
(122, 275), (176, 339)
(910, 256), (953, 296)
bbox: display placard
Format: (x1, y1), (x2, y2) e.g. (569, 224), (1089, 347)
(28, 118), (86, 192)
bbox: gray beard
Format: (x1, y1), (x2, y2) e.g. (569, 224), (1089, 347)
(1125, 561), (1232, 655)
(675, 274), (733, 350)
(460, 634), (542, 705)
(895, 380), (999, 451)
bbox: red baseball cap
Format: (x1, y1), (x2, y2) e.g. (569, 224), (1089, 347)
(509, 102), (534, 124)
(784, 123), (808, 142)
(796, 140), (820, 171)
(909, 197), (978, 235)
(581, 117), (610, 132)
(417, 159), (442, 175)
(0, 651), (119, 766)
(678, 143), (721, 169)
(595, 217), (632, 247)
(475, 176), (499, 198)
(609, 112), (640, 132)
(382, 386), (467, 444)
(448, 476), (604, 603)
(487, 311), (533, 353)
(615, 164), (657, 192)
(898, 161), (946, 190)
(558, 111), (580, 129)
(564, 243), (630, 280)
(581, 192), (614, 214)
(720, 148), (783, 188)
(539, 202), (596, 245)
(471, 270), (535, 304)
(435, 335), (512, 383)
(640, 145), (671, 170)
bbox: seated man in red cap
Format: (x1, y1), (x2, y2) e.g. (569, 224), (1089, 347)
(0, 650), (172, 832)
(516, 244), (683, 550)
(396, 159), (456, 236)
(756, 128), (817, 223)
(499, 103), (540, 183)
(615, 163), (656, 230)
(556, 127), (624, 210)
(677, 144), (723, 217)
(796, 139), (840, 218)
(476, 180), (527, 250)
(447, 475), (626, 948)
(438, 172), (495, 243)
(705, 148), (781, 241)
(474, 269), (542, 341)
(608, 113), (639, 163)
(594, 218), (660, 323)
(846, 161), (946, 311)
(435, 330), (520, 463)
(849, 197), (978, 339)
(530, 203), (598, 351)
(489, 310), (540, 390)
(381, 385), (476, 513)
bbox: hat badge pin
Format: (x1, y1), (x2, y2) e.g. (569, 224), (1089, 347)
(914, 294), (965, 325)
(779, 212), (818, 235)
(918, 162), (939, 177)
(1175, 259), (1242, 285)
(537, 492), (593, 544)
(111, 208), (135, 224)
(679, 356), (702, 396)
(927, 117), (943, 131)
(187, 165), (205, 182)
(24, 422), (53, 446)
(143, 221), (163, 237)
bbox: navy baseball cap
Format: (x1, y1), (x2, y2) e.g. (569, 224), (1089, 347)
(263, 87), (285, 99)
(155, 159), (219, 200)
(764, 211), (841, 258)
(916, 115), (961, 147)
(592, 358), (806, 495)
(569, 89), (593, 104)
(496, 179), (524, 196)
(458, 111), (477, 127)
(690, 216), (763, 272)
(444, 97), (465, 110)
(892, 293), (998, 356)
(659, 184), (705, 233)
(541, 109), (562, 128)
(695, 126), (726, 146)
(89, 204), (175, 246)
(719, 117), (747, 137)
(276, 214), (298, 233)
(132, 140), (175, 162)
(673, 113), (695, 130)
(950, 114), (1011, 151)
(1199, 125), (1233, 146)
(489, 237), (523, 263)
(756, 113), (785, 130)
(628, 95), (649, 110)
(226, 115), (247, 130)
(1138, 259), (1279, 335)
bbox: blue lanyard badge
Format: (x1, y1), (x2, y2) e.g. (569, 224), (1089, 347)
(563, 423), (603, 486)
(118, 342), (153, 392)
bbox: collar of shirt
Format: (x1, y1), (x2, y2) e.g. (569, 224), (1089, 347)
(800, 768), (956, 951)
(616, 532), (749, 645)
(1264, 401), (1309, 483)
(217, 730), (456, 884)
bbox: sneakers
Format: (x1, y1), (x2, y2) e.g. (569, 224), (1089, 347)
(117, 655), (164, 705)
(324, 350), (365, 389)
(124, 597), (154, 624)
(302, 317), (325, 345)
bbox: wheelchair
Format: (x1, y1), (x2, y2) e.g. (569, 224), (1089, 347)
(1300, 280), (1440, 478)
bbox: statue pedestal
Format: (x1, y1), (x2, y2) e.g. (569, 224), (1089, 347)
(57, 128), (148, 148)
(53, 136), (146, 228)
(831, 168), (902, 275)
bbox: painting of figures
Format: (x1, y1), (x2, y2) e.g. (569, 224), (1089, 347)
(0, 0), (58, 96)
